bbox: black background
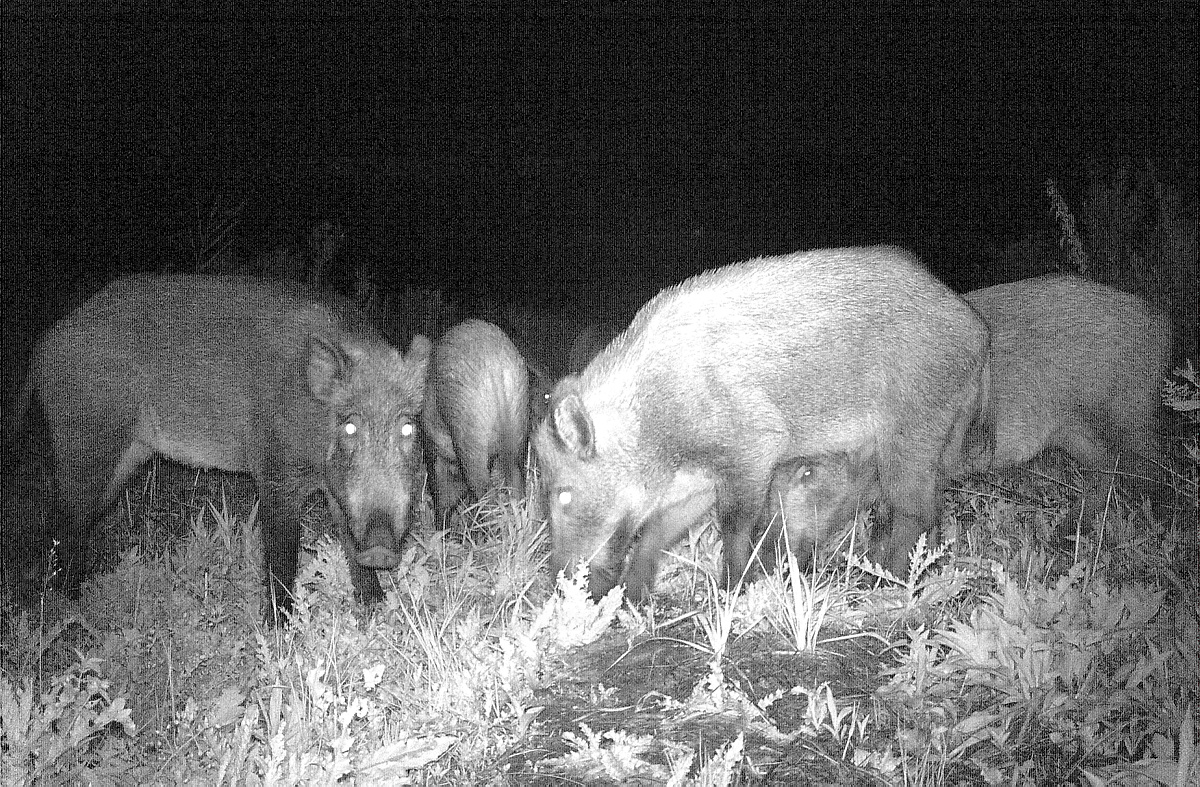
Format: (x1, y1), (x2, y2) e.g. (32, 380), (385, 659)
(3, 2), (1196, 387)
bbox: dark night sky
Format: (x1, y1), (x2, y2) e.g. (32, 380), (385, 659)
(1, 3), (1196, 367)
(8, 7), (1193, 162)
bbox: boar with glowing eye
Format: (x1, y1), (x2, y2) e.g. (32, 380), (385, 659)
(533, 246), (992, 601)
(761, 452), (880, 570)
(15, 274), (430, 625)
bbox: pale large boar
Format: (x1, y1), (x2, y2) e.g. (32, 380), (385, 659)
(768, 275), (1172, 561)
(16, 274), (431, 624)
(423, 319), (532, 524)
(533, 246), (991, 599)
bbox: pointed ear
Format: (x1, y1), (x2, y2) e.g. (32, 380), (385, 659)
(552, 389), (597, 460)
(405, 334), (432, 381)
(306, 334), (351, 404)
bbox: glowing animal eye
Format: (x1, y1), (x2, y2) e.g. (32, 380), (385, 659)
(400, 421), (416, 438)
(557, 489), (572, 507)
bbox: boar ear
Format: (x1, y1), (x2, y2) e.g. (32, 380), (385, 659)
(405, 334), (432, 378)
(552, 392), (597, 459)
(307, 334), (351, 404)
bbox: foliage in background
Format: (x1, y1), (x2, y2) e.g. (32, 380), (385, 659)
(999, 160), (1198, 361)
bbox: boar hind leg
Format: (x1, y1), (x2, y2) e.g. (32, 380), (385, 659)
(458, 443), (492, 504)
(1064, 449), (1115, 530)
(495, 448), (526, 500)
(1051, 413), (1155, 530)
(51, 427), (152, 591)
(1110, 415), (1168, 512)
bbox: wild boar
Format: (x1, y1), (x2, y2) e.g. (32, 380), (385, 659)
(534, 246), (990, 599)
(768, 274), (1172, 560)
(964, 275), (1170, 519)
(423, 319), (531, 523)
(16, 274), (430, 624)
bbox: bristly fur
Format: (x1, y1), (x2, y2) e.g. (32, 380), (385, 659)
(534, 245), (991, 600)
(23, 274), (430, 625)
(423, 319), (533, 525)
(770, 274), (1172, 556)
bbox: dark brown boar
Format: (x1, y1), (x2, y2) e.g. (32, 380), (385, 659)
(768, 274), (1172, 560)
(533, 246), (990, 600)
(423, 319), (531, 524)
(16, 274), (431, 624)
